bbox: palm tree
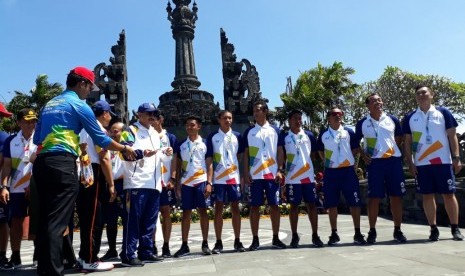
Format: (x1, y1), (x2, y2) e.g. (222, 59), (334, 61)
(2, 74), (63, 132)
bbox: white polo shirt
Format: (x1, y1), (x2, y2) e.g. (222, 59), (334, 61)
(79, 120), (107, 165)
(317, 126), (359, 168)
(355, 113), (402, 159)
(206, 129), (243, 185)
(403, 105), (457, 166)
(176, 136), (207, 187)
(154, 129), (177, 188)
(3, 130), (37, 193)
(244, 122), (280, 180)
(278, 129), (317, 184)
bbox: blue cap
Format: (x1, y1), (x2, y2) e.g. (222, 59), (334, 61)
(92, 100), (116, 116)
(137, 103), (156, 113)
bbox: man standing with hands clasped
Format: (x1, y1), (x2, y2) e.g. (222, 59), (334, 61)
(403, 85), (463, 241)
(355, 93), (407, 244)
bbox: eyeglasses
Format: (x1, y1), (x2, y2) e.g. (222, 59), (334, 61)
(329, 111), (343, 117)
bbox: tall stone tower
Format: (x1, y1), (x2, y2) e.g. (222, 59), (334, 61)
(158, 0), (219, 126)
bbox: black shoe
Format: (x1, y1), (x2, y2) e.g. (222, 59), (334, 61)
(100, 249), (119, 261)
(429, 228), (440, 241)
(162, 246), (172, 258)
(201, 241), (212, 255)
(393, 230), (407, 243)
(212, 241), (223, 254)
(327, 232), (340, 245)
(2, 259), (22, 270)
(312, 235), (324, 248)
(0, 256), (8, 268)
(354, 233), (367, 245)
(272, 238), (287, 249)
(249, 237), (260, 251)
(234, 241), (246, 252)
(121, 258), (144, 267)
(289, 234), (300, 248)
(367, 229), (377, 244)
(452, 229), (464, 241)
(174, 244), (190, 258)
(139, 254), (163, 263)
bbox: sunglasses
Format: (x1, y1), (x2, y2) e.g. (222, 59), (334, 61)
(329, 111), (344, 117)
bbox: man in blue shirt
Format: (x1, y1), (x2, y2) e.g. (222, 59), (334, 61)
(32, 66), (135, 276)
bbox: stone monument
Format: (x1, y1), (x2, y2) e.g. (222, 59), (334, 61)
(91, 30), (129, 124)
(158, 0), (219, 127)
(220, 28), (268, 124)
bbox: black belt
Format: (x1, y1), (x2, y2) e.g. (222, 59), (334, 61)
(38, 152), (77, 159)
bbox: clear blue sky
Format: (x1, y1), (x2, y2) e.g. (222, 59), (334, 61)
(1, 0), (465, 129)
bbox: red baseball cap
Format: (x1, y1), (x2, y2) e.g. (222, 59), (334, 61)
(0, 103), (12, 117)
(69, 66), (99, 91)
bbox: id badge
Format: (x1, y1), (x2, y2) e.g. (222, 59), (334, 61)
(425, 135), (433, 144)
(23, 150), (30, 163)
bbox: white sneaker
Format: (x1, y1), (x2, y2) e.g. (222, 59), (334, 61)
(81, 261), (114, 272)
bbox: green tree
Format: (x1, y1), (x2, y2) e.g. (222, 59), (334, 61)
(7, 74), (63, 115)
(2, 74), (63, 132)
(280, 62), (358, 131)
(362, 66), (465, 123)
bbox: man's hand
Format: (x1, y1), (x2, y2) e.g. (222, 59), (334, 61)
(407, 163), (418, 178)
(276, 171), (285, 186)
(123, 146), (137, 160)
(453, 159), (462, 175)
(361, 153), (372, 165)
(163, 147), (173, 156)
(0, 189), (9, 205)
(107, 185), (117, 203)
(244, 174), (253, 185)
(204, 183), (212, 199)
(143, 149), (158, 158)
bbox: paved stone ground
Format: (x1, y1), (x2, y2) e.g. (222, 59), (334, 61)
(4, 214), (465, 275)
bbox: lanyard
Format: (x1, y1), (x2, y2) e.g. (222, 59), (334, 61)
(290, 133), (303, 155)
(224, 133), (232, 160)
(369, 119), (378, 138)
(187, 140), (198, 163)
(328, 128), (341, 155)
(258, 128), (267, 150)
(425, 112), (430, 136)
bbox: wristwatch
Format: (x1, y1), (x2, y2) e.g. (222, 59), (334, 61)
(452, 155), (460, 161)
(0, 185), (8, 190)
(206, 181), (212, 186)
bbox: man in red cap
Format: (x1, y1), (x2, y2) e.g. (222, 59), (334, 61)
(0, 103), (12, 269)
(32, 66), (136, 276)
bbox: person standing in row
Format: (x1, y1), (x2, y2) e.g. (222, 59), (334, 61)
(174, 116), (212, 257)
(151, 110), (177, 258)
(76, 100), (116, 272)
(0, 108), (38, 269)
(355, 93), (407, 244)
(119, 103), (166, 266)
(100, 121), (126, 261)
(316, 107), (366, 245)
(32, 66), (135, 276)
(206, 110), (246, 253)
(244, 101), (286, 251)
(277, 109), (324, 248)
(403, 85), (463, 241)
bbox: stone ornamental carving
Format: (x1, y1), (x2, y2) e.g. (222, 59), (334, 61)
(220, 28), (268, 124)
(159, 0), (219, 126)
(92, 30), (129, 124)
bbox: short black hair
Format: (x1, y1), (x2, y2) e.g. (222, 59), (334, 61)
(287, 109), (302, 120)
(253, 100), (269, 112)
(185, 115), (202, 125)
(66, 72), (91, 87)
(415, 85), (433, 93)
(365, 93), (381, 104)
(218, 110), (232, 119)
(153, 109), (164, 119)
